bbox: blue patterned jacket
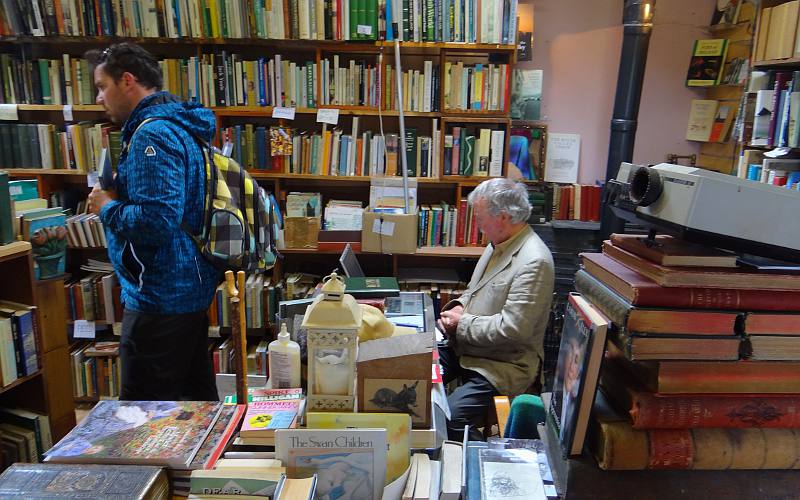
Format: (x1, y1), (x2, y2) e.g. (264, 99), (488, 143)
(100, 92), (221, 314)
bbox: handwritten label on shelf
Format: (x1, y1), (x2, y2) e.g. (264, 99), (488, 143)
(316, 108), (340, 125)
(74, 320), (96, 339)
(372, 219), (395, 236)
(0, 104), (18, 121)
(272, 106), (296, 120)
(357, 25), (373, 36)
(63, 104), (73, 122)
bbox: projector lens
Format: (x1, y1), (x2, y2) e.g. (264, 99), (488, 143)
(630, 166), (663, 206)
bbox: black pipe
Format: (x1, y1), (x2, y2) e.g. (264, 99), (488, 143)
(600, 0), (655, 239)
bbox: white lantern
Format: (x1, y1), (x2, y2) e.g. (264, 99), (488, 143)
(301, 272), (361, 412)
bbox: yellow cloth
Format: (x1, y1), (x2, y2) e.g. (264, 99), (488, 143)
(481, 225), (529, 279)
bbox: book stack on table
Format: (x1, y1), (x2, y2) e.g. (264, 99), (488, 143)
(565, 233), (800, 472)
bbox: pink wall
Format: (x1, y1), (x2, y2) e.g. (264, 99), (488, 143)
(517, 0), (716, 184)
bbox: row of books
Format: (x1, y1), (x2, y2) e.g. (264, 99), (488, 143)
(443, 61), (508, 111)
(736, 149), (800, 189)
(417, 198), (485, 248)
(746, 70), (800, 149)
(66, 212), (106, 248)
(754, 0), (800, 62)
(0, 122), (121, 172)
(0, 300), (40, 387)
(209, 275), (283, 331)
(0, 0), (518, 44)
(551, 184), (602, 222)
(0, 407), (52, 470)
(64, 272), (122, 324)
(211, 337), (269, 377)
(442, 127), (505, 176)
(554, 233), (800, 469)
(69, 342), (121, 399)
(0, 54), (94, 106)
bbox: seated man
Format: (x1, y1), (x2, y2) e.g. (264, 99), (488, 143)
(438, 178), (554, 441)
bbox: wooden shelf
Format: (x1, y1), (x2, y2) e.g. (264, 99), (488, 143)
(0, 241), (32, 263)
(7, 169), (88, 177)
(753, 57), (800, 68)
(415, 246), (484, 257)
(16, 104), (104, 112)
(214, 106), (442, 118)
(706, 21), (753, 33)
(0, 370), (42, 396)
(0, 36), (516, 52)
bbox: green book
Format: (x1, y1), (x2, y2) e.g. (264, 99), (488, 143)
(344, 276), (400, 298)
(0, 172), (13, 244)
(0, 125), (13, 167)
(366, 0), (377, 40)
(404, 127), (417, 176)
(8, 180), (38, 202)
(350, 0), (359, 39)
(462, 135), (475, 176)
(38, 60), (51, 105)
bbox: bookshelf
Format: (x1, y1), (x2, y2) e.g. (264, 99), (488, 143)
(0, 242), (75, 442)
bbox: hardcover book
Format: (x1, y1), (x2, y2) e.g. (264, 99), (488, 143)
(686, 39), (729, 86)
(187, 404), (246, 470)
(0, 463), (169, 499)
(609, 234), (737, 268)
(306, 412), (411, 483)
(552, 293), (609, 457)
(343, 276), (400, 298)
(275, 428), (387, 500)
(44, 401), (222, 468)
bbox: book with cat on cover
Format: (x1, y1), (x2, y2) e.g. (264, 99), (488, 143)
(44, 401), (222, 468)
(239, 400), (302, 438)
(600, 361), (800, 429)
(0, 463), (169, 499)
(275, 428), (387, 500)
(552, 293), (609, 457)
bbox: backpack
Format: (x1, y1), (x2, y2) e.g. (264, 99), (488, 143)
(129, 117), (277, 272)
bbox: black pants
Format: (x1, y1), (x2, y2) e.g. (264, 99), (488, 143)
(120, 309), (218, 401)
(439, 345), (499, 442)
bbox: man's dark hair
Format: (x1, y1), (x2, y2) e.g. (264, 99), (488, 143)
(85, 43), (163, 90)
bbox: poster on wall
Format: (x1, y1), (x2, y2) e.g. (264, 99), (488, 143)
(544, 133), (580, 184)
(510, 69), (542, 121)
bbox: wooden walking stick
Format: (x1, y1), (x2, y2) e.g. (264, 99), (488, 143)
(225, 270), (249, 405)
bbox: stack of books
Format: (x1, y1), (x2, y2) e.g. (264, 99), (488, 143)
(567, 233), (800, 470)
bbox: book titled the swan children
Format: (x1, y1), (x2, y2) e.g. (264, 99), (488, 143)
(275, 428), (387, 500)
(44, 401), (223, 469)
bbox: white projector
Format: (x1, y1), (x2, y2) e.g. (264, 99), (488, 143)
(609, 162), (800, 262)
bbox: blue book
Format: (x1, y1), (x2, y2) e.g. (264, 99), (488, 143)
(338, 136), (350, 176)
(8, 308), (37, 376)
(258, 58), (267, 106)
(26, 212), (67, 279)
(233, 125), (243, 165)
(255, 127), (267, 170)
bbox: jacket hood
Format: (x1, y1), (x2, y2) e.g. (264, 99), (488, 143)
(122, 91), (216, 143)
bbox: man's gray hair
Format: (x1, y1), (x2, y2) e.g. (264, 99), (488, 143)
(468, 178), (531, 224)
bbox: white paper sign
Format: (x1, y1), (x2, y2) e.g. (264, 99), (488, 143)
(0, 104), (18, 121)
(316, 108), (340, 125)
(272, 106), (296, 119)
(62, 104), (73, 121)
(372, 218), (395, 236)
(87, 171), (99, 187)
(73, 320), (96, 339)
(544, 133), (581, 184)
(357, 25), (373, 36)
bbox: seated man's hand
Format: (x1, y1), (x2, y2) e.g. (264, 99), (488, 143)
(437, 305), (464, 337)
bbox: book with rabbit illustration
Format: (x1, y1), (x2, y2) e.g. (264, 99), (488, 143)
(275, 429), (387, 500)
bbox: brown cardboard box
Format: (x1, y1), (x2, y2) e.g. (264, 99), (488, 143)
(284, 216), (320, 249)
(361, 208), (418, 255)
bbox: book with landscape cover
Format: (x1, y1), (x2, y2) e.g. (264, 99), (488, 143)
(580, 252), (800, 311)
(606, 340), (800, 394)
(609, 233), (737, 268)
(686, 39), (729, 86)
(602, 241), (800, 290)
(275, 428), (387, 500)
(306, 412), (411, 484)
(600, 361), (800, 429)
(239, 400), (302, 438)
(0, 463), (169, 499)
(591, 390), (800, 470)
(44, 401), (222, 468)
(574, 269), (740, 335)
(552, 293), (609, 457)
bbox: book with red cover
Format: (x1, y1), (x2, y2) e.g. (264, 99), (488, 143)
(600, 363), (800, 429)
(609, 233), (737, 268)
(455, 198), (467, 246)
(580, 252), (800, 311)
(602, 240), (800, 290)
(745, 312), (800, 335)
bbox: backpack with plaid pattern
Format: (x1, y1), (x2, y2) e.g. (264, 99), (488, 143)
(131, 117), (276, 272)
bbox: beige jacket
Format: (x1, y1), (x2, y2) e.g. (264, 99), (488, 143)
(445, 226), (554, 396)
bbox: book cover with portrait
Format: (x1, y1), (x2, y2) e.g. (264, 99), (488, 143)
(552, 293), (609, 457)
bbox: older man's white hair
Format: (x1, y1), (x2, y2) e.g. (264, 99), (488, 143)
(468, 178), (531, 224)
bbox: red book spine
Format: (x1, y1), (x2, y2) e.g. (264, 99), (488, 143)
(631, 393), (800, 429)
(580, 185), (590, 221)
(648, 429), (693, 469)
(470, 207), (479, 244)
(456, 198), (467, 246)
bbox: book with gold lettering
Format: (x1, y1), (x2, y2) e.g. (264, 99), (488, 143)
(275, 428), (387, 500)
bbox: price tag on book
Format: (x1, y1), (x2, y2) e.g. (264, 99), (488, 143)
(87, 170), (99, 188)
(272, 106), (296, 120)
(74, 320), (96, 339)
(357, 25), (373, 36)
(62, 104), (73, 122)
(316, 108), (340, 125)
(0, 104), (18, 121)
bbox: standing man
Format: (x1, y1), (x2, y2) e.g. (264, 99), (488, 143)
(86, 43), (221, 401)
(437, 178), (554, 440)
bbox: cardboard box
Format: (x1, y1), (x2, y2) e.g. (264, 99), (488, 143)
(283, 216), (320, 249)
(362, 208), (418, 255)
